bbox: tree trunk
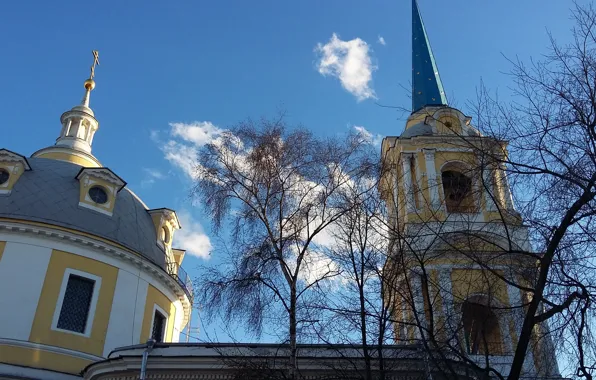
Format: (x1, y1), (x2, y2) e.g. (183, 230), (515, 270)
(359, 281), (372, 380)
(290, 284), (297, 380)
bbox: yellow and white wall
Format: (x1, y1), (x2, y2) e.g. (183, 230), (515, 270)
(0, 219), (190, 379)
(382, 106), (558, 377)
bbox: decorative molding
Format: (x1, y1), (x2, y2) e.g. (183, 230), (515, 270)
(51, 269), (102, 338)
(79, 200), (115, 216)
(31, 146), (103, 167)
(0, 362), (83, 380)
(0, 220), (192, 327)
(76, 167), (126, 192)
(0, 337), (103, 362)
(150, 304), (169, 342)
(148, 208), (181, 230)
(0, 149), (31, 170)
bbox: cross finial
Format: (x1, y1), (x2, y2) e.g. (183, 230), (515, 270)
(90, 50), (100, 80)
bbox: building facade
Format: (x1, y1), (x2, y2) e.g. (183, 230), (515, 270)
(379, 0), (560, 378)
(0, 60), (193, 379)
(0, 1), (562, 380)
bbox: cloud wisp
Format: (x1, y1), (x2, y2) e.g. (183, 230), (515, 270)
(353, 125), (383, 148)
(156, 121), (225, 180)
(315, 33), (377, 101)
(174, 210), (213, 259)
(378, 35), (386, 46)
(140, 168), (167, 188)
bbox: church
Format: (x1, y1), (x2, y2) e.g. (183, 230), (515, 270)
(0, 1), (560, 379)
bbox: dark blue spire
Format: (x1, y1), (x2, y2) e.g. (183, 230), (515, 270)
(412, 0), (447, 112)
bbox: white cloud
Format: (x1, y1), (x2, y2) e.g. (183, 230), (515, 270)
(162, 140), (200, 179)
(315, 33), (377, 101)
(143, 168), (166, 180)
(140, 168), (167, 188)
(300, 250), (340, 285)
(149, 130), (160, 143)
(378, 35), (386, 46)
(170, 121), (223, 146)
(155, 121), (225, 180)
(174, 210), (212, 259)
(353, 125), (383, 147)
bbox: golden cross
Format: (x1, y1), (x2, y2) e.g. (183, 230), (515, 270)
(90, 50), (100, 80)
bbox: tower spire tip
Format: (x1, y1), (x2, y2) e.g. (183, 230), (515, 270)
(411, 0), (447, 112)
(81, 50), (99, 107)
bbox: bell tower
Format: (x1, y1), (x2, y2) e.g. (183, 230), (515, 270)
(381, 1), (559, 377)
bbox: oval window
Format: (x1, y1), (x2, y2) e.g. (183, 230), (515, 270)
(0, 169), (9, 185)
(88, 186), (108, 204)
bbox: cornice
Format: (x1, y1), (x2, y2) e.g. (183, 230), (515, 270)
(0, 149), (31, 170)
(0, 337), (103, 362)
(0, 219), (192, 325)
(76, 167), (127, 192)
(31, 146), (103, 166)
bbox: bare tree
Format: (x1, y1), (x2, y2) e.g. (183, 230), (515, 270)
(309, 156), (395, 380)
(194, 115), (376, 379)
(376, 3), (596, 380)
(191, 4), (596, 380)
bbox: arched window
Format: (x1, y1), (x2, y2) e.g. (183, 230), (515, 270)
(442, 169), (474, 213)
(461, 300), (503, 355)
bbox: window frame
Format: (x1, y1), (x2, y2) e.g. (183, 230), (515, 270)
(51, 268), (102, 337)
(88, 185), (109, 204)
(439, 161), (481, 214)
(0, 168), (9, 186)
(461, 300), (504, 356)
(150, 304), (168, 343)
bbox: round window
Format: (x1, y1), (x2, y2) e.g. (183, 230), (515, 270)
(0, 169), (9, 185)
(161, 226), (170, 244)
(88, 186), (108, 204)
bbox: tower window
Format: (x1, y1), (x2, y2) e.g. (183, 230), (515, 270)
(161, 226), (171, 244)
(461, 301), (503, 355)
(0, 169), (9, 185)
(442, 170), (474, 213)
(88, 186), (108, 204)
(151, 309), (167, 342)
(57, 275), (95, 334)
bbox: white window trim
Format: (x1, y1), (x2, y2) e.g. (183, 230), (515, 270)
(78, 201), (113, 216)
(150, 304), (168, 342)
(51, 268), (102, 338)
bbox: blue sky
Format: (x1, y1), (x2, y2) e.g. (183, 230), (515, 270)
(0, 0), (587, 341)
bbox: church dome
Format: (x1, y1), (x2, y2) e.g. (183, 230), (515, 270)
(0, 157), (167, 267)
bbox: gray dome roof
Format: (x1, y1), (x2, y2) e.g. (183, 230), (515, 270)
(400, 122), (433, 138)
(0, 158), (166, 268)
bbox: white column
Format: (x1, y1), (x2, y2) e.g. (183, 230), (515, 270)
(438, 269), (459, 348)
(401, 153), (416, 213)
(410, 272), (427, 341)
(498, 163), (515, 210)
(77, 120), (86, 139)
(65, 119), (74, 137)
(423, 149), (440, 210)
(483, 166), (498, 211)
(89, 130), (97, 146)
(132, 278), (149, 345)
(392, 164), (400, 228)
(103, 270), (142, 357)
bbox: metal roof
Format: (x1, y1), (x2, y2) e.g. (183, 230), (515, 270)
(400, 122), (434, 138)
(412, 0), (447, 112)
(0, 157), (166, 268)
